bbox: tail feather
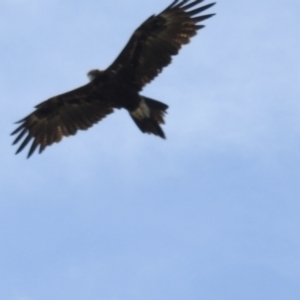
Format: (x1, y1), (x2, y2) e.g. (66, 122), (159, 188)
(129, 96), (168, 139)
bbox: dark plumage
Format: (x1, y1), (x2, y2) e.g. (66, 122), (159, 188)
(11, 0), (216, 158)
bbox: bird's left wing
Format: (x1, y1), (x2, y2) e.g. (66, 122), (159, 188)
(11, 83), (114, 158)
(106, 0), (215, 90)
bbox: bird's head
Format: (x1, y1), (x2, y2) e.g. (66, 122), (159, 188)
(87, 69), (102, 81)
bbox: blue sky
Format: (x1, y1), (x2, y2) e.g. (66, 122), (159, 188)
(1, 0), (300, 299)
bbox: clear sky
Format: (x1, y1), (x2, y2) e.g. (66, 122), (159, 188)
(1, 0), (300, 299)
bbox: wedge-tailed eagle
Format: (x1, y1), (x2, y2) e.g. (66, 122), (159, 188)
(11, 0), (215, 158)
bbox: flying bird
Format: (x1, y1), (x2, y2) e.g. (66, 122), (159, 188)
(11, 0), (216, 158)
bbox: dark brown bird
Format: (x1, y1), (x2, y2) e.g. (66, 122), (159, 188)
(11, 0), (216, 158)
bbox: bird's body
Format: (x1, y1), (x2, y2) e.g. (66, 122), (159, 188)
(12, 0), (216, 157)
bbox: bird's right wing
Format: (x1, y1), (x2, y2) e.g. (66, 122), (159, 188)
(11, 83), (114, 158)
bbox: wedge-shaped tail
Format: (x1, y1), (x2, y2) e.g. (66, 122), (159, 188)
(129, 97), (168, 138)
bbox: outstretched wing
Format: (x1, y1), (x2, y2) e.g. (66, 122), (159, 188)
(11, 83), (114, 158)
(107, 0), (215, 89)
